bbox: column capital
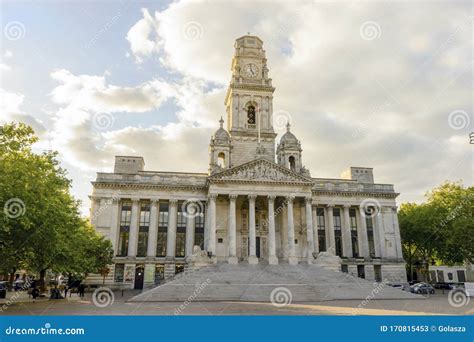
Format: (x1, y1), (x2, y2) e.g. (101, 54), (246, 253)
(305, 197), (313, 205)
(391, 206), (398, 212)
(169, 199), (178, 205)
(111, 197), (120, 204)
(267, 195), (276, 202)
(326, 204), (334, 209)
(151, 198), (160, 204)
(285, 195), (295, 203)
(248, 194), (257, 202)
(131, 197), (140, 203)
(229, 194), (238, 201)
(208, 194), (218, 201)
(343, 204), (351, 209)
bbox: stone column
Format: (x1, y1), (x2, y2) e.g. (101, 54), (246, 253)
(248, 195), (258, 264)
(147, 198), (159, 258)
(376, 208), (385, 258)
(166, 199), (178, 259)
(267, 195), (278, 265)
(287, 196), (298, 265)
(208, 194), (217, 256)
(127, 198), (140, 258)
(325, 205), (336, 255)
(305, 197), (315, 263)
(342, 205), (353, 258)
(392, 206), (403, 259)
(108, 198), (120, 256)
(227, 195), (238, 264)
(312, 205), (319, 254)
(204, 199), (209, 251)
(358, 206), (370, 258)
(185, 201), (196, 257)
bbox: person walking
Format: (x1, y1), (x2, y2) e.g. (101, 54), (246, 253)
(78, 284), (85, 298)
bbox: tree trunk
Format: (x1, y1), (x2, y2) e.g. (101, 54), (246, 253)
(39, 269), (47, 292)
(8, 271), (15, 288)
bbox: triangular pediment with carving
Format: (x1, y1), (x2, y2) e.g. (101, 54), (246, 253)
(208, 158), (314, 185)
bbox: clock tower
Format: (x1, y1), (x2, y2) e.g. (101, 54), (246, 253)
(224, 35), (277, 167)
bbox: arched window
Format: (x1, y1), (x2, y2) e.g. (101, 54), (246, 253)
(217, 152), (226, 168)
(247, 105), (256, 124)
(289, 156), (296, 171)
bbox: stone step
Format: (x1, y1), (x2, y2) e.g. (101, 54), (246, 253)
(129, 263), (417, 302)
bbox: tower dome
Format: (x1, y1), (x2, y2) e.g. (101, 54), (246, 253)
(213, 117), (230, 144)
(279, 122), (299, 147)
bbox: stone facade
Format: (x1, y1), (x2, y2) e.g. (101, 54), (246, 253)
(88, 35), (407, 289)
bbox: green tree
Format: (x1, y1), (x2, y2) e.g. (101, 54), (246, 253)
(0, 122), (112, 288)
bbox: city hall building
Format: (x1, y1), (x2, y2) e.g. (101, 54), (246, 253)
(89, 35), (407, 290)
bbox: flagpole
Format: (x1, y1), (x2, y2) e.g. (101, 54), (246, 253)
(257, 104), (261, 144)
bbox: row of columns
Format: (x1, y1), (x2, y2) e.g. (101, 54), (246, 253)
(99, 196), (397, 262)
(106, 198), (201, 260)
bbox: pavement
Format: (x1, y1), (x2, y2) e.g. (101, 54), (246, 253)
(0, 290), (472, 316)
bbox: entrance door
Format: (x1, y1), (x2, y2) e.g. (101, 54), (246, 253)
(256, 237), (261, 258)
(134, 265), (144, 290)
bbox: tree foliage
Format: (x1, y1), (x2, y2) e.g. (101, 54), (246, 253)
(399, 182), (474, 279)
(0, 122), (112, 284)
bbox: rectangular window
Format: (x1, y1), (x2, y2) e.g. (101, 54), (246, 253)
(194, 203), (205, 250)
(114, 264), (124, 283)
(366, 216), (376, 257)
(154, 264), (165, 284)
(374, 265), (382, 282)
(316, 208), (326, 252)
(117, 201), (132, 257)
(137, 201), (150, 257)
(350, 209), (359, 257)
(175, 201), (186, 257)
(333, 208), (342, 256)
(156, 202), (169, 257)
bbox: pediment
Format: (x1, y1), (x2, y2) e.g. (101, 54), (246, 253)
(208, 158), (313, 185)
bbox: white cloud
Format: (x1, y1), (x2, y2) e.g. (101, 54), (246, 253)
(126, 8), (160, 63)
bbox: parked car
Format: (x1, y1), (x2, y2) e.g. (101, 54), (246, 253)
(434, 282), (452, 290)
(408, 280), (421, 286)
(0, 281), (7, 299)
(390, 283), (404, 290)
(411, 283), (435, 295)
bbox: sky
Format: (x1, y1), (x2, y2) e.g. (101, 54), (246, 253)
(1, 0), (472, 216)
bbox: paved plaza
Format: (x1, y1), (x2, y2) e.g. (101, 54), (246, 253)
(1, 290), (472, 316)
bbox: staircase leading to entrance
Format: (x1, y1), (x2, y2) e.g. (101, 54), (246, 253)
(129, 263), (416, 302)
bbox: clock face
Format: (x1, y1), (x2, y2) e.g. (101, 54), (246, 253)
(242, 63), (259, 78)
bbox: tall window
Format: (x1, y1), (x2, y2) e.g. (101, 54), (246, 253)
(333, 208), (342, 256)
(247, 105), (256, 124)
(316, 208), (326, 252)
(137, 201), (150, 257)
(117, 201), (131, 257)
(156, 202), (169, 257)
(349, 208), (359, 257)
(289, 156), (296, 171)
(114, 264), (124, 283)
(176, 201), (186, 257)
(217, 152), (225, 168)
(366, 210), (376, 257)
(195, 203), (205, 250)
